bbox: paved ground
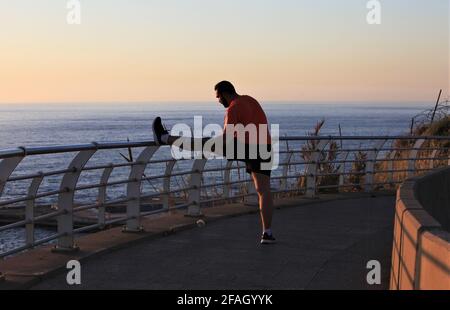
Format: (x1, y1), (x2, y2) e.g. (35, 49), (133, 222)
(31, 195), (395, 290)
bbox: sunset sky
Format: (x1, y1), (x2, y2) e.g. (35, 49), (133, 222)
(0, 0), (448, 104)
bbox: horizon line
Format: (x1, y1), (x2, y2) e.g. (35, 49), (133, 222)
(0, 99), (439, 105)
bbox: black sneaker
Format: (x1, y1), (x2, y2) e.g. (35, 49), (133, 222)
(260, 232), (276, 245)
(152, 117), (169, 145)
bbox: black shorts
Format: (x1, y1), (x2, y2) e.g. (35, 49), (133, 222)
(226, 141), (272, 177)
(242, 158), (272, 177)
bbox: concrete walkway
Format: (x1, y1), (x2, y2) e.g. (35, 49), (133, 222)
(31, 195), (395, 290)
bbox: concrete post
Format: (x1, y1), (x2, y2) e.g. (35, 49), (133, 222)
(187, 159), (207, 216)
(338, 151), (349, 192)
(223, 161), (233, 199)
(365, 140), (387, 192)
(281, 151), (294, 191)
(305, 140), (330, 198)
(98, 165), (113, 229)
(26, 173), (44, 247)
(162, 161), (176, 210)
(408, 139), (425, 178)
(386, 150), (397, 185)
(55, 149), (96, 251)
(0, 156), (23, 198)
(124, 146), (159, 232)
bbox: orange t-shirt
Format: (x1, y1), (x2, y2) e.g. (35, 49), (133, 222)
(223, 95), (271, 145)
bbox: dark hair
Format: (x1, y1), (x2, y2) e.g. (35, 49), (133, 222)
(214, 81), (236, 95)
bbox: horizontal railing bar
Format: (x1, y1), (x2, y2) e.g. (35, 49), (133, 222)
(315, 180), (403, 190)
(200, 179), (253, 189)
(0, 209), (64, 233)
(272, 167), (436, 180)
(202, 166), (241, 173)
(373, 168), (434, 174)
(83, 162), (135, 171)
(74, 179), (135, 191)
(279, 136), (450, 141)
(373, 156), (450, 163)
(271, 188), (307, 195)
(0, 219), (28, 232)
(32, 232), (66, 247)
(33, 209), (66, 222)
(73, 223), (102, 234)
(140, 207), (171, 217)
(0, 197), (29, 208)
(0, 188), (66, 208)
(140, 186), (195, 200)
(73, 200), (189, 232)
(278, 161), (306, 166)
(34, 189), (68, 199)
(102, 215), (130, 226)
(142, 168), (229, 182)
(2, 136), (449, 159)
(313, 168), (433, 177)
(141, 170), (193, 181)
(73, 197), (133, 213)
(7, 169), (70, 182)
(0, 244), (31, 258)
(282, 156), (450, 167)
(0, 232), (66, 258)
(82, 158), (184, 172)
(2, 141), (158, 158)
(199, 193), (258, 205)
(278, 147), (449, 155)
(96, 179), (135, 187)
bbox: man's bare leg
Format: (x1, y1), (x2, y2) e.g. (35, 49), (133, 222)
(251, 172), (274, 231)
(166, 135), (227, 158)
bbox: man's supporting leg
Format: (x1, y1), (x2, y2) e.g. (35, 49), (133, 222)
(251, 172), (274, 231)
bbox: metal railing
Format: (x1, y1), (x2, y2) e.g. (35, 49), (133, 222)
(0, 135), (449, 258)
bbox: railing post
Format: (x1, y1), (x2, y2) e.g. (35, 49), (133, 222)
(305, 140), (330, 198)
(0, 156), (23, 198)
(429, 149), (438, 170)
(162, 161), (176, 210)
(124, 146), (159, 232)
(54, 149), (96, 252)
(187, 159), (207, 216)
(365, 140), (387, 192)
(223, 161), (233, 199)
(0, 155), (22, 278)
(98, 165), (113, 229)
(281, 151), (293, 191)
(387, 150), (397, 185)
(26, 173), (44, 247)
(408, 139), (425, 178)
(338, 151), (349, 192)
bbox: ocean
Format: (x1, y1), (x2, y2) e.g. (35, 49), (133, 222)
(0, 102), (431, 253)
(0, 102), (429, 148)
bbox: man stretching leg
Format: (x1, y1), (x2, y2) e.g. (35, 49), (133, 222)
(152, 81), (275, 244)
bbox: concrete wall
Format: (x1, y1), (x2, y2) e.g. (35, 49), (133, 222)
(390, 167), (450, 290)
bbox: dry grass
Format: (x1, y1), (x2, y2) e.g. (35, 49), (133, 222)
(374, 116), (449, 188)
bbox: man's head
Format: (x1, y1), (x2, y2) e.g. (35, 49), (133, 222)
(215, 81), (238, 108)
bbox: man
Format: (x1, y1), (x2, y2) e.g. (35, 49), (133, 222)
(152, 81), (275, 244)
